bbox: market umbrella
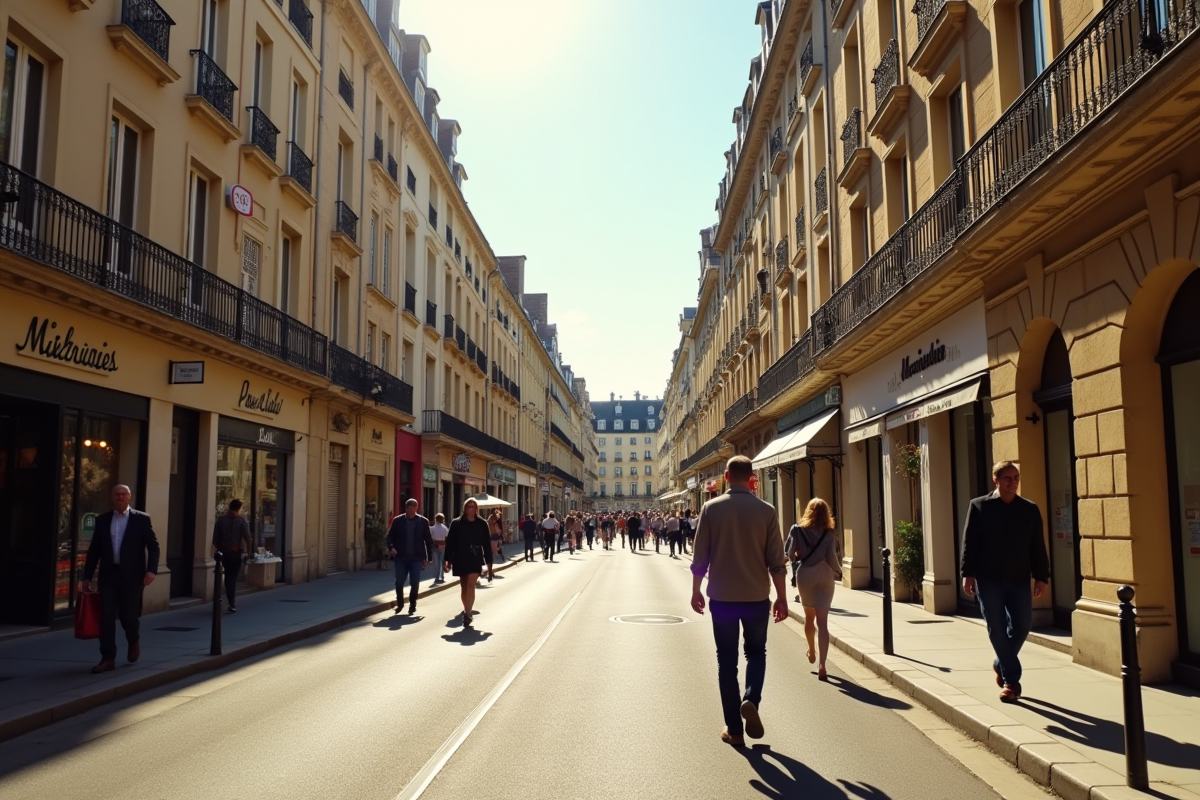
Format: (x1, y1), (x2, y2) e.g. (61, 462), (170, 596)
(471, 493), (512, 508)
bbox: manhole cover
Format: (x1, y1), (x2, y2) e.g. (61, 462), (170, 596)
(280, 599), (310, 603)
(155, 626), (199, 632)
(610, 614), (688, 626)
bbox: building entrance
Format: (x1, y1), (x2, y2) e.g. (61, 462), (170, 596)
(0, 399), (57, 626)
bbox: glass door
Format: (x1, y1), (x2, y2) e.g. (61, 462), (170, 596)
(1044, 406), (1081, 629)
(256, 451), (284, 581)
(1168, 359), (1200, 661)
(951, 404), (990, 613)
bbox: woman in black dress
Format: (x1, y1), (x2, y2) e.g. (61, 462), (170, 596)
(443, 498), (493, 628)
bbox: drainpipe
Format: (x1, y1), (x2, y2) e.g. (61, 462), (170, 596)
(311, 0), (329, 331)
(357, 59), (370, 354)
(820, 0), (840, 295)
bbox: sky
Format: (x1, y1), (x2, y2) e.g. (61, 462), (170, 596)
(398, 0), (762, 403)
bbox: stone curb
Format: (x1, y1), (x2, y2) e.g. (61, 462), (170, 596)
(0, 559), (525, 744)
(786, 609), (1199, 800)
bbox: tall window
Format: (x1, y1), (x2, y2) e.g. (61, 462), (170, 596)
(290, 79), (302, 146)
(380, 332), (390, 370)
(252, 39), (264, 107)
(382, 227), (392, 296)
(366, 323), (375, 363)
(599, 467), (606, 477)
(1018, 0), (1047, 87)
(186, 170), (209, 305)
(241, 236), (261, 296)
(631, 482), (638, 496)
(597, 420), (606, 431)
(368, 213), (378, 285)
(648, 419), (655, 430)
(600, 483), (606, 495)
(1, 39), (46, 177)
(614, 420), (623, 430)
(106, 115), (140, 238)
(332, 279), (342, 345)
(631, 419), (640, 430)
(615, 438), (622, 446)
(279, 234), (294, 314)
(948, 86), (966, 164)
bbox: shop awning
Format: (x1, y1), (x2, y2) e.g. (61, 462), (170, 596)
(751, 407), (840, 470)
(656, 490), (684, 501)
(845, 374), (986, 442)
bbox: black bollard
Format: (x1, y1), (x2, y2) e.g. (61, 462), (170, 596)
(881, 547), (894, 656)
(210, 552), (223, 656)
(1117, 585), (1148, 790)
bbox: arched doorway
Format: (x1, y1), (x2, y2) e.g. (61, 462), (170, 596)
(1034, 329), (1081, 630)
(1160, 269), (1200, 668)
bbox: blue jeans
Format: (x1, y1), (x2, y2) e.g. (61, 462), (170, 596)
(710, 599), (771, 736)
(432, 547), (445, 581)
(975, 579), (1033, 689)
(394, 558), (423, 606)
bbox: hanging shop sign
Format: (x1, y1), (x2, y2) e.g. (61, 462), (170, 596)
(237, 379), (284, 417)
(452, 453), (472, 473)
(686, 476), (698, 489)
(168, 360), (205, 384)
(540, 479), (551, 496)
(15, 316), (119, 375)
(704, 479), (720, 493)
(488, 464), (516, 485)
(423, 466), (438, 484)
(227, 184), (254, 216)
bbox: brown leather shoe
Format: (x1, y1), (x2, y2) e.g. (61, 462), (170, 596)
(720, 727), (745, 747)
(91, 660), (115, 674)
(128, 641), (141, 663)
(740, 700), (764, 739)
(999, 684), (1022, 703)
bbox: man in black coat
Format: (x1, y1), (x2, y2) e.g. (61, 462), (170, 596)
(386, 498), (435, 615)
(81, 484), (160, 674)
(960, 461), (1050, 703)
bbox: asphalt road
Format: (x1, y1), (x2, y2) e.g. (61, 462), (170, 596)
(0, 544), (1008, 800)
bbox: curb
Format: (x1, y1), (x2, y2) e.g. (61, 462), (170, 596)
(787, 609), (1198, 800)
(0, 558), (525, 744)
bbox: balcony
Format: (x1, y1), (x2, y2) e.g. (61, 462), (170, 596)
(242, 106), (282, 177)
(678, 435), (727, 474)
(758, 329), (816, 409)
(425, 300), (438, 328)
(475, 346), (488, 374)
(799, 38), (820, 96)
(454, 325), (465, 352)
(838, 108), (870, 189)
(185, 50), (239, 141)
(406, 168), (417, 195)
(443, 314), (454, 339)
(422, 410), (538, 470)
(331, 200), (360, 257)
(814, 167), (828, 219)
(280, 141), (314, 207)
(466, 337), (477, 361)
(0, 160), (328, 377)
(910, 0), (967, 77)
(338, 70), (354, 109)
(373, 134), (383, 163)
(289, 0), (314, 48)
(868, 39), (910, 141)
(107, 0), (179, 85)
(794, 207), (806, 256)
(769, 127), (786, 174)
(330, 344), (413, 416)
(830, 0), (853, 28)
(428, 203), (438, 229)
(387, 154), (398, 183)
(403, 282), (417, 316)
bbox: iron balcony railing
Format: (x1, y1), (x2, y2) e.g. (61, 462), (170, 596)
(404, 282), (416, 315)
(769, 127), (784, 161)
(454, 325), (465, 351)
(338, 70), (354, 108)
(795, 207), (806, 252)
(831, 0), (846, 22)
(286, 141), (313, 194)
(421, 410), (539, 470)
(428, 203), (438, 228)
(289, 0), (314, 47)
(873, 39), (900, 108)
(466, 337), (477, 360)
(679, 435), (724, 473)
(406, 168), (417, 194)
(0, 160), (327, 376)
(330, 343), (413, 415)
(775, 237), (789, 273)
(799, 38), (814, 88)
(757, 329), (816, 407)
(334, 200), (357, 240)
(814, 167), (828, 216)
(445, 225), (452, 246)
(475, 347), (487, 374)
(246, 106), (279, 161)
(914, 0), (948, 42)
(425, 300), (437, 327)
(122, 0), (174, 64)
(443, 314), (454, 338)
(551, 422), (574, 450)
(373, 134), (383, 162)
(724, 389), (756, 430)
(387, 154), (398, 182)
(841, 108), (862, 170)
(788, 91), (799, 122)
(190, 50), (237, 122)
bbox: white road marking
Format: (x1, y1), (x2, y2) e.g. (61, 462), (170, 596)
(392, 590), (582, 800)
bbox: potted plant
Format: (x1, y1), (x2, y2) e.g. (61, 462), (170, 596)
(893, 519), (925, 600)
(364, 513), (388, 568)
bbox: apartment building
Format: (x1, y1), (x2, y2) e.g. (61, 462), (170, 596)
(665, 0), (1200, 685)
(591, 393), (662, 513)
(0, 0), (590, 629)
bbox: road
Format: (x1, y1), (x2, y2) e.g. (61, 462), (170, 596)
(0, 544), (1028, 799)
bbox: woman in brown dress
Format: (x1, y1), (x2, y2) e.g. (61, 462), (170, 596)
(788, 498), (842, 679)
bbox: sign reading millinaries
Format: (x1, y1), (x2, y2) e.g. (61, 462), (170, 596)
(15, 316), (119, 374)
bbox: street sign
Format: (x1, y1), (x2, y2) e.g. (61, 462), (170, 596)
(169, 360), (205, 384)
(227, 184), (253, 216)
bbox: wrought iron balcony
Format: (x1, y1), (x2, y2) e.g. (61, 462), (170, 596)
(404, 282), (416, 315)
(190, 50), (237, 122)
(421, 410), (539, 470)
(915, 0), (948, 42)
(245, 106), (279, 161)
(334, 200), (357, 240)
(0, 159), (327, 376)
(678, 435), (725, 473)
(814, 167), (828, 216)
(444, 225), (452, 247)
(330, 344), (413, 415)
(122, 0), (173, 64)
(428, 203), (438, 228)
(425, 300), (437, 327)
(775, 237), (789, 273)
(794, 207), (806, 252)
(443, 313), (454, 339)
(387, 154), (398, 182)
(407, 168), (417, 194)
(373, 134), (383, 162)
(872, 39), (900, 108)
(799, 38), (814, 89)
(724, 389), (755, 432)
(338, 70), (354, 108)
(758, 329), (815, 407)
(289, 0), (314, 47)
(466, 337), (477, 360)
(475, 347), (487, 374)
(841, 108), (862, 170)
(787, 92), (799, 123)
(769, 127), (784, 161)
(454, 241), (461, 262)
(286, 141), (313, 194)
(454, 325), (465, 351)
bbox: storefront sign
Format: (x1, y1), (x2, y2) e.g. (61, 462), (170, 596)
(488, 464), (516, 485)
(564, 485), (572, 499)
(704, 479), (720, 493)
(452, 453), (471, 473)
(15, 316), (119, 374)
(218, 415), (296, 452)
(370, 428), (384, 445)
(227, 184), (254, 216)
(169, 360), (205, 384)
(423, 466), (438, 484)
(540, 479), (550, 496)
(777, 385), (841, 434)
(237, 379), (284, 417)
(686, 476), (698, 489)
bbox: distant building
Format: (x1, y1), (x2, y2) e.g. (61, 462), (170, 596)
(591, 393), (663, 512)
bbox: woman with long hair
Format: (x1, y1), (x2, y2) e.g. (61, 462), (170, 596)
(788, 498), (843, 679)
(444, 498), (494, 628)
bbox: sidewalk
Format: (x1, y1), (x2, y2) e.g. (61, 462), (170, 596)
(0, 557), (524, 743)
(799, 585), (1200, 800)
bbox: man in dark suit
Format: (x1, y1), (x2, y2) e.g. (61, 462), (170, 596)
(385, 498), (434, 615)
(81, 484), (160, 674)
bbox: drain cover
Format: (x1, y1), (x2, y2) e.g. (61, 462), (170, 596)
(155, 626), (199, 632)
(279, 599), (310, 603)
(610, 614), (688, 626)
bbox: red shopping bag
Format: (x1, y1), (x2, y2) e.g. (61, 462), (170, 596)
(75, 591), (101, 639)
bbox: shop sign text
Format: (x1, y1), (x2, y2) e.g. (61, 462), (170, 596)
(256, 427), (280, 447)
(16, 316), (118, 374)
(237, 379), (284, 416)
(452, 453), (471, 473)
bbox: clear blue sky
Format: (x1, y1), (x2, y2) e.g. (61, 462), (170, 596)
(398, 0), (761, 403)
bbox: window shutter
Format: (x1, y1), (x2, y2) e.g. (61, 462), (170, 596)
(242, 236), (261, 295)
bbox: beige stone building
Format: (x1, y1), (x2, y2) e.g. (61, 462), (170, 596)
(0, 0), (589, 630)
(591, 393), (663, 514)
(664, 0), (1200, 685)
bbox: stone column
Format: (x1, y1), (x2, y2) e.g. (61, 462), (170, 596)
(142, 399), (173, 613)
(842, 440), (872, 588)
(192, 411), (218, 601)
(920, 414), (958, 614)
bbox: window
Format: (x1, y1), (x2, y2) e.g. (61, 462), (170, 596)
(631, 420), (639, 430)
(279, 234), (294, 314)
(380, 332), (390, 370)
(382, 227), (392, 296)
(630, 452), (637, 461)
(368, 213), (378, 285)
(599, 467), (606, 477)
(615, 467), (622, 477)
(332, 278), (343, 344)
(1, 38), (46, 177)
(290, 79), (303, 147)
(200, 0), (219, 57)
(366, 323), (375, 363)
(241, 235), (261, 296)
(630, 467), (637, 476)
(948, 85), (966, 164)
(252, 39), (264, 108)
(598, 438), (606, 446)
(597, 420), (606, 431)
(645, 465), (652, 476)
(646, 483), (653, 496)
(186, 170), (209, 275)
(631, 482), (638, 496)
(615, 438), (622, 446)
(646, 405), (653, 415)
(106, 114), (140, 269)
(614, 420), (623, 430)
(598, 452), (606, 462)
(644, 438), (651, 445)
(615, 482), (622, 495)
(615, 404), (622, 415)
(600, 483), (606, 496)
(644, 449), (651, 458)
(648, 419), (656, 430)
(1018, 0), (1047, 88)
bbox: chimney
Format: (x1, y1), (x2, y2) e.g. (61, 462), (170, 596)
(610, 393), (614, 401)
(635, 391), (641, 401)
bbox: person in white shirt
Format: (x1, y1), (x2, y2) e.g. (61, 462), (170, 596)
(540, 512), (560, 562)
(430, 513), (449, 584)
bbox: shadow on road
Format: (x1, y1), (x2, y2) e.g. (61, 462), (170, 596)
(822, 675), (911, 710)
(372, 615), (425, 631)
(1020, 696), (1200, 769)
(894, 654), (952, 674)
(441, 629), (493, 646)
(737, 744), (894, 799)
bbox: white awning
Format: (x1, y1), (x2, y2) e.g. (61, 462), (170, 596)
(751, 407), (840, 470)
(656, 490), (684, 501)
(885, 376), (983, 430)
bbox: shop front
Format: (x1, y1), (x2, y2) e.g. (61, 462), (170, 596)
(216, 416), (295, 583)
(487, 463), (517, 507)
(751, 387), (842, 532)
(360, 420), (394, 566)
(841, 298), (991, 613)
(429, 449), (484, 520)
(396, 428), (421, 510)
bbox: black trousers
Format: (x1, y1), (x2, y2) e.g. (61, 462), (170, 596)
(98, 566), (143, 661)
(221, 550), (243, 606)
(525, 537), (538, 560)
(669, 533), (683, 555)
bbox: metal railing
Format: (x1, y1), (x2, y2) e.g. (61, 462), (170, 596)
(795, 207), (806, 251)
(425, 300), (437, 327)
(289, 0), (314, 47)
(841, 108), (862, 169)
(330, 344), (412, 415)
(475, 347), (488, 374)
(769, 127), (784, 161)
(873, 39), (900, 108)
(0, 160), (327, 376)
(421, 410), (538, 470)
(338, 70), (354, 108)
(286, 141), (313, 194)
(814, 167), (828, 216)
(404, 282), (416, 315)
(122, 0), (174, 64)
(190, 50), (237, 122)
(443, 314), (454, 338)
(387, 154), (398, 182)
(428, 203), (438, 228)
(407, 168), (417, 194)
(775, 237), (789, 273)
(373, 134), (383, 162)
(724, 389), (756, 430)
(334, 200), (357, 240)
(915, 0), (948, 42)
(757, 328), (815, 407)
(455, 325), (465, 351)
(800, 38), (814, 88)
(788, 91), (800, 122)
(246, 107), (279, 161)
(679, 435), (725, 473)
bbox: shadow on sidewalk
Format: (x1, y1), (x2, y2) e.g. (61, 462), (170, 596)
(737, 744), (894, 799)
(372, 615), (424, 631)
(1020, 696), (1200, 770)
(822, 675), (911, 710)
(894, 655), (952, 674)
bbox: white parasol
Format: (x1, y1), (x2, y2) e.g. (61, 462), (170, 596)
(471, 493), (512, 508)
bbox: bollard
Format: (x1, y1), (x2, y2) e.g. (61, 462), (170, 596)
(210, 552), (223, 656)
(881, 547), (894, 656)
(1117, 585), (1148, 790)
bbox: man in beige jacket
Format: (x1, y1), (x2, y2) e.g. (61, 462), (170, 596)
(690, 456), (788, 746)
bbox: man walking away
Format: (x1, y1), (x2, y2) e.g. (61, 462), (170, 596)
(961, 461), (1050, 703)
(81, 485), (160, 674)
(212, 499), (253, 612)
(666, 511), (681, 557)
(651, 514), (663, 553)
(541, 512), (560, 561)
(585, 514), (596, 549)
(521, 513), (539, 562)
(626, 512), (641, 554)
(690, 457), (787, 746)
(386, 499), (435, 615)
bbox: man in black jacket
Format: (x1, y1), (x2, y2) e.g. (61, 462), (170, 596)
(960, 461), (1050, 702)
(82, 484), (160, 674)
(386, 499), (435, 615)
